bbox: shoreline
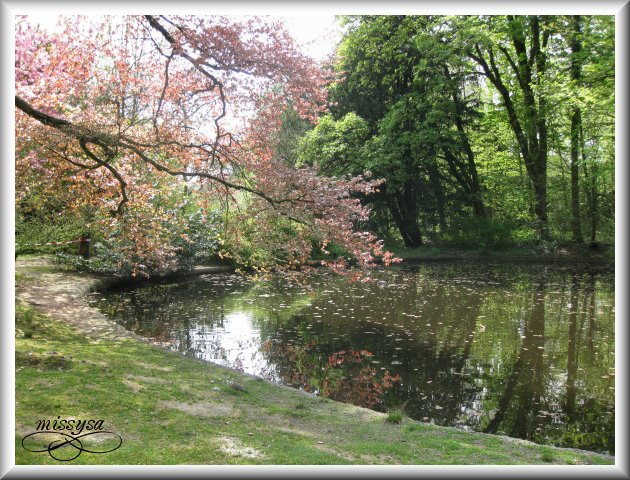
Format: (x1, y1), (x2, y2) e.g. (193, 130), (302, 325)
(14, 256), (615, 465)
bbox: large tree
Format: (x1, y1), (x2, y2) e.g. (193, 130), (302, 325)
(15, 15), (395, 275)
(319, 15), (486, 247)
(463, 15), (554, 239)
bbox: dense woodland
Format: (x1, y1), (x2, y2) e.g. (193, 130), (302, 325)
(15, 15), (615, 277)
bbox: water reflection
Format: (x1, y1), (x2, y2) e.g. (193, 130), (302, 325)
(89, 263), (615, 454)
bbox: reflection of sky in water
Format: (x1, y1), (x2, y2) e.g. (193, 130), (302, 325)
(90, 264), (615, 454)
(184, 312), (276, 379)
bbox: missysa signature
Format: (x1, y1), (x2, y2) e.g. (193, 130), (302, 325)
(21, 417), (122, 461)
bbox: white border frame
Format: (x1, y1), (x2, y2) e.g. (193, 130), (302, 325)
(2, 1), (627, 478)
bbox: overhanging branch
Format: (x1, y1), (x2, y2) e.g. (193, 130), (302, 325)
(15, 95), (309, 224)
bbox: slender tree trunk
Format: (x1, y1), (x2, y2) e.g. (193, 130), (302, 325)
(532, 167), (549, 240)
(581, 126), (598, 243)
(427, 159), (447, 232)
(570, 110), (583, 242)
(469, 16), (551, 240)
(588, 164), (599, 244)
(570, 15), (584, 243)
(444, 65), (487, 218)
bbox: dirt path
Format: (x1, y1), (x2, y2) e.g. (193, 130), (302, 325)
(15, 257), (140, 342)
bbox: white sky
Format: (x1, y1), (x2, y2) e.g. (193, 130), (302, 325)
(280, 15), (342, 62)
(24, 14), (342, 64)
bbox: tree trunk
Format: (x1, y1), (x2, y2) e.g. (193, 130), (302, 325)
(581, 126), (598, 243)
(570, 110), (583, 242)
(532, 168), (549, 240)
(470, 16), (551, 240)
(427, 159), (447, 232)
(443, 65), (487, 218)
(387, 188), (423, 248)
(570, 15), (584, 243)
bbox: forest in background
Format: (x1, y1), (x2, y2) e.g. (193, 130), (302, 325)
(296, 15), (615, 250)
(15, 15), (615, 277)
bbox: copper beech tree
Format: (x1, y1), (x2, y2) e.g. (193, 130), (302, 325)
(15, 15), (396, 276)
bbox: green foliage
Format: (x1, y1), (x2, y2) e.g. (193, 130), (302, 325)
(222, 213), (305, 272)
(172, 207), (223, 269)
(15, 15), (616, 267)
(275, 107), (313, 166)
(311, 16), (491, 246)
(52, 191), (224, 277)
(15, 210), (88, 257)
(541, 450), (556, 463)
(297, 113), (371, 176)
(443, 217), (520, 251)
(305, 15), (616, 250)
(386, 411), (404, 424)
(309, 239), (351, 262)
(385, 402), (406, 423)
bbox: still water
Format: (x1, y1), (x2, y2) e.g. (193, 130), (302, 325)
(89, 262), (615, 454)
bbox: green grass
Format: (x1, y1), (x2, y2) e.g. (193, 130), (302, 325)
(14, 302), (615, 465)
(385, 411), (403, 424)
(385, 401), (408, 424)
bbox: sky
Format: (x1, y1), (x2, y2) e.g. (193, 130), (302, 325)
(25, 14), (342, 64)
(280, 16), (342, 62)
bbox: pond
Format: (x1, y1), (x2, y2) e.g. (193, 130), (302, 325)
(88, 262), (615, 454)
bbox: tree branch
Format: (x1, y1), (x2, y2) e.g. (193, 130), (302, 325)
(16, 95), (310, 223)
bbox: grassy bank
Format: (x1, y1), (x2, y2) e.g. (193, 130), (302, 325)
(15, 299), (614, 466)
(384, 243), (614, 265)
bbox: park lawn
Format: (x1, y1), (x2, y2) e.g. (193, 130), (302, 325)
(15, 302), (614, 466)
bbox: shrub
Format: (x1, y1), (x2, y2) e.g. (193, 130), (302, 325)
(386, 410), (404, 424)
(444, 216), (518, 250)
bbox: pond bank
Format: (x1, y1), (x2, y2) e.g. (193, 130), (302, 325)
(14, 257), (615, 465)
(389, 246), (614, 266)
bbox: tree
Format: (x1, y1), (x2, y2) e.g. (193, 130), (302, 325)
(569, 15), (585, 243)
(318, 15), (486, 247)
(577, 15), (615, 244)
(465, 15), (554, 240)
(296, 15), (614, 248)
(15, 15), (395, 276)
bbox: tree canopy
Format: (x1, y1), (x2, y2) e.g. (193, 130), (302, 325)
(298, 15), (614, 249)
(15, 14), (615, 276)
(15, 15), (395, 276)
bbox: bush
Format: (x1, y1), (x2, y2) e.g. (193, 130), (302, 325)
(444, 217), (518, 251)
(15, 212), (87, 257)
(54, 206), (224, 277)
(386, 410), (404, 424)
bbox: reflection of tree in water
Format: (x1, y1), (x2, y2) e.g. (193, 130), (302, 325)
(261, 339), (400, 409)
(91, 264), (615, 453)
(382, 279), (484, 427)
(482, 273), (615, 454)
(556, 272), (614, 453)
(259, 267), (486, 423)
(484, 280), (545, 437)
